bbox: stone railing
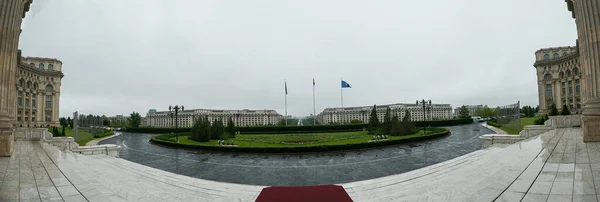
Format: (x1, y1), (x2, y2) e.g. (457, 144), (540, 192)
(480, 121), (555, 149)
(547, 115), (581, 128)
(14, 128), (53, 140)
(72, 145), (120, 156)
(20, 129), (122, 157)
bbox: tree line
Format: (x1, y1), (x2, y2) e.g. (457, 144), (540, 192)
(189, 117), (237, 142)
(367, 105), (416, 136)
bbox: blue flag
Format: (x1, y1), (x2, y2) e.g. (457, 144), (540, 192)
(341, 80), (351, 88)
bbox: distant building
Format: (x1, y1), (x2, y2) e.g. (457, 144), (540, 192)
(316, 103), (453, 124)
(15, 53), (64, 128)
(533, 46), (581, 115)
(454, 105), (485, 117)
(145, 108), (284, 128)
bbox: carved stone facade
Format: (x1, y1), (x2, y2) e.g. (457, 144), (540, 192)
(534, 46), (582, 115)
(564, 0), (600, 142)
(16, 56), (64, 128)
(0, 0), (33, 156)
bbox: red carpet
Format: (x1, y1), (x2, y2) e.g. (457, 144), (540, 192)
(255, 184), (353, 202)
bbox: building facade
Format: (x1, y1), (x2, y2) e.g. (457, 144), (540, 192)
(15, 55), (64, 127)
(317, 103), (453, 125)
(145, 108), (284, 128)
(1, 0), (34, 156)
(453, 105), (485, 117)
(534, 46), (582, 115)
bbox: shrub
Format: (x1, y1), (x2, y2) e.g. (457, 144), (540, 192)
(534, 116), (549, 125)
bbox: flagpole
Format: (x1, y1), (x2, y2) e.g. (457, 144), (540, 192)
(341, 78), (344, 124)
(285, 80), (288, 126)
(312, 79), (316, 125)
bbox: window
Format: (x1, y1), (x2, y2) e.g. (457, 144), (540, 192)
(567, 70), (571, 77)
(26, 82), (30, 88)
(32, 99), (36, 107)
(545, 74), (552, 81)
(576, 79), (580, 84)
(45, 114), (51, 122)
(18, 80), (23, 87)
(29, 63), (34, 67)
(578, 104), (582, 109)
(45, 101), (51, 108)
(18, 98), (22, 106)
(545, 84), (553, 96)
(569, 81), (573, 86)
(48, 64), (53, 70)
(576, 85), (580, 93)
(570, 105), (574, 109)
(562, 88), (566, 95)
(45, 85), (53, 92)
(18, 91), (22, 96)
(569, 87), (573, 94)
(39, 63), (44, 69)
(544, 54), (550, 60)
(553, 53), (559, 59)
(574, 68), (579, 75)
(17, 117), (21, 121)
(546, 100), (553, 109)
(25, 98), (29, 106)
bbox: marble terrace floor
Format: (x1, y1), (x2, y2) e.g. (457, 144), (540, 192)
(0, 128), (599, 202)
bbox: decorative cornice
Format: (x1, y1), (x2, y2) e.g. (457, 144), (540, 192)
(22, 56), (63, 64)
(17, 63), (64, 78)
(533, 51), (580, 67)
(534, 46), (577, 54)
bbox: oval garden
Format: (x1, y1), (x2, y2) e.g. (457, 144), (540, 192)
(128, 117), (473, 153)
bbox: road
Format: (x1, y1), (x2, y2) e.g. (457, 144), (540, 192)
(100, 123), (494, 186)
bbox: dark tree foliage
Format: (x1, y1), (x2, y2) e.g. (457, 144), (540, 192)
(368, 105), (380, 133)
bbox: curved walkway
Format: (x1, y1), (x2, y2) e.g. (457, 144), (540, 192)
(85, 132), (121, 146)
(100, 124), (491, 186)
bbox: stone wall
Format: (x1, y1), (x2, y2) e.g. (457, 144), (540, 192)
(14, 128), (52, 140)
(548, 115), (581, 128)
(480, 122), (554, 148)
(27, 129), (122, 157)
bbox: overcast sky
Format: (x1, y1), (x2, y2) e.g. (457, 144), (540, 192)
(19, 0), (577, 118)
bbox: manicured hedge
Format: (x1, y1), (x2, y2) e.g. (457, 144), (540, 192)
(93, 131), (115, 138)
(149, 129), (451, 153)
(487, 121), (502, 128)
(126, 118), (472, 134)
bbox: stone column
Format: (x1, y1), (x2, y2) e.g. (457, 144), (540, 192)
(569, 0), (600, 141)
(0, 0), (31, 156)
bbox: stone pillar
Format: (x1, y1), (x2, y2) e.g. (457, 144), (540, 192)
(0, 0), (31, 156)
(568, 0), (600, 141)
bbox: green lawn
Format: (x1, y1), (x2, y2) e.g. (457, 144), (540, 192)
(162, 129), (440, 148)
(494, 116), (541, 135)
(49, 127), (95, 146)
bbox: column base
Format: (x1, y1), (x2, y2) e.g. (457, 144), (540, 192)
(582, 98), (600, 142)
(0, 115), (15, 157)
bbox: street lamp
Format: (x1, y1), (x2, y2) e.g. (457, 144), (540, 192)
(169, 105), (184, 143)
(417, 99), (432, 136)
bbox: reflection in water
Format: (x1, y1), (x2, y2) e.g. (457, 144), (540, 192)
(101, 123), (494, 186)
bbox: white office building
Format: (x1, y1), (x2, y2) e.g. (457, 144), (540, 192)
(317, 103), (453, 124)
(145, 108), (284, 128)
